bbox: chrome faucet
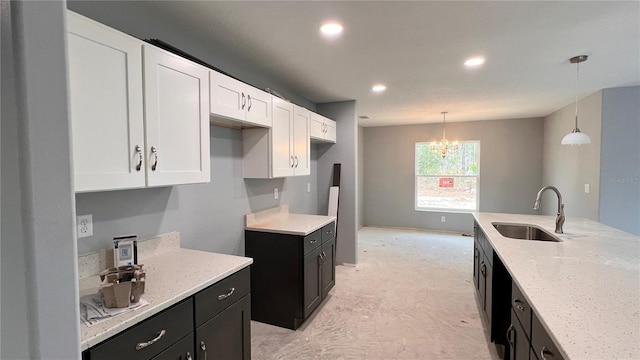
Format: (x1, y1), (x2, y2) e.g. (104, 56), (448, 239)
(532, 186), (565, 234)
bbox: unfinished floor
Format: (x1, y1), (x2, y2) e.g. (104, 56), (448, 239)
(251, 226), (500, 360)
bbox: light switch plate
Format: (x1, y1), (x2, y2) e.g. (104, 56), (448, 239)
(307, 183), (311, 192)
(584, 184), (590, 193)
(274, 188), (279, 200)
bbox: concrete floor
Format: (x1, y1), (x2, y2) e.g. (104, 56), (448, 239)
(251, 227), (501, 360)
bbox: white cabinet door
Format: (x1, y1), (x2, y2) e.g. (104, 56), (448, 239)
(271, 97), (295, 178)
(210, 71), (245, 121)
(310, 116), (325, 140)
(309, 112), (337, 143)
(67, 12), (145, 192)
(245, 86), (272, 127)
(143, 45), (210, 187)
(324, 118), (337, 143)
(210, 71), (272, 128)
(293, 106), (311, 176)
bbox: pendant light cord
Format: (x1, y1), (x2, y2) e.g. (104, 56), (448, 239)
(574, 60), (580, 129)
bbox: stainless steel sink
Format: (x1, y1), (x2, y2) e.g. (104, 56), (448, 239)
(492, 223), (560, 242)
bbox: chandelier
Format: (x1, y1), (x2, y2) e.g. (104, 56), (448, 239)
(430, 111), (458, 158)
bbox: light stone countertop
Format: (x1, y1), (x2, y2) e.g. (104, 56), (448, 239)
(245, 205), (336, 236)
(79, 244), (252, 351)
(473, 212), (640, 360)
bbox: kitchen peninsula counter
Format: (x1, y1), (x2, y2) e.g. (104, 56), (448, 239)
(474, 212), (640, 359)
(78, 232), (252, 351)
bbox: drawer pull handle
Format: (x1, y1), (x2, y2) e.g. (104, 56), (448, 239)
(135, 329), (166, 350)
(135, 145), (143, 171)
(310, 239), (317, 244)
(513, 298), (525, 312)
(218, 287), (235, 300)
(200, 341), (208, 360)
(540, 346), (553, 360)
(186, 352), (193, 360)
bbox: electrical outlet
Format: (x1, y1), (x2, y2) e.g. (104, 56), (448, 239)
(274, 188), (279, 200)
(77, 214), (93, 238)
(307, 183), (311, 193)
(584, 184), (590, 193)
(441, 216), (446, 223)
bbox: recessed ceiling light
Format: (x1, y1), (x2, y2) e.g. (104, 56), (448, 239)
(372, 84), (387, 93)
(320, 23), (343, 36)
(464, 57), (485, 67)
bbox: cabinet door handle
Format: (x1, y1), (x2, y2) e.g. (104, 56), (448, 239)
(217, 287), (235, 301)
(295, 155), (299, 168)
(290, 155), (295, 168)
(540, 346), (553, 360)
(247, 94), (252, 111)
(513, 298), (525, 312)
(135, 145), (143, 171)
(200, 341), (207, 360)
(135, 329), (166, 350)
(241, 92), (246, 110)
(150, 146), (158, 171)
(506, 324), (515, 346)
(480, 262), (486, 276)
(186, 352), (193, 360)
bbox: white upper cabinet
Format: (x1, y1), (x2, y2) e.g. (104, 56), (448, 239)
(67, 11), (210, 192)
(67, 11), (145, 192)
(143, 45), (211, 187)
(310, 112), (337, 143)
(242, 97), (310, 178)
(292, 105), (311, 176)
(210, 71), (272, 128)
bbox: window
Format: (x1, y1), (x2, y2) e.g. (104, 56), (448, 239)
(415, 141), (480, 211)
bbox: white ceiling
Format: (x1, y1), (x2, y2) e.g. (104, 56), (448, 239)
(149, 1), (639, 127)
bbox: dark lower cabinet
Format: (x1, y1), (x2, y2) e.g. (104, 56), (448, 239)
(82, 268), (251, 360)
(321, 237), (336, 299)
(196, 295), (251, 360)
(531, 313), (564, 360)
(246, 221), (336, 330)
(507, 309), (530, 360)
(303, 245), (323, 318)
(473, 221), (513, 358)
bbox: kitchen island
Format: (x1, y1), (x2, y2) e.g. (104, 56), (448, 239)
(474, 212), (640, 359)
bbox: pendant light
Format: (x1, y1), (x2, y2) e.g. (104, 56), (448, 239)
(430, 111), (459, 158)
(561, 55), (591, 145)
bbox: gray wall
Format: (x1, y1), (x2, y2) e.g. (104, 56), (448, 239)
(599, 86), (640, 235)
(316, 101), (359, 265)
(363, 118), (544, 233)
(358, 125), (365, 229)
(77, 127), (318, 255)
(543, 91), (602, 220)
(1, 1), (81, 358)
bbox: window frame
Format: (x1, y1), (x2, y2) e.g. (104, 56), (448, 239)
(414, 140), (481, 212)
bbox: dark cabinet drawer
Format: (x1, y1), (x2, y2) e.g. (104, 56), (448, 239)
(151, 333), (194, 360)
(195, 267), (250, 327)
(87, 298), (193, 360)
(303, 228), (322, 255)
(321, 222), (335, 242)
(511, 281), (532, 339)
(531, 313), (564, 360)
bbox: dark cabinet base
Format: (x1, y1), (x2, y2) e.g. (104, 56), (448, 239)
(246, 222), (336, 330)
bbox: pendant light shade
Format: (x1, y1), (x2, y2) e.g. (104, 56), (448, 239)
(562, 55), (591, 146)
